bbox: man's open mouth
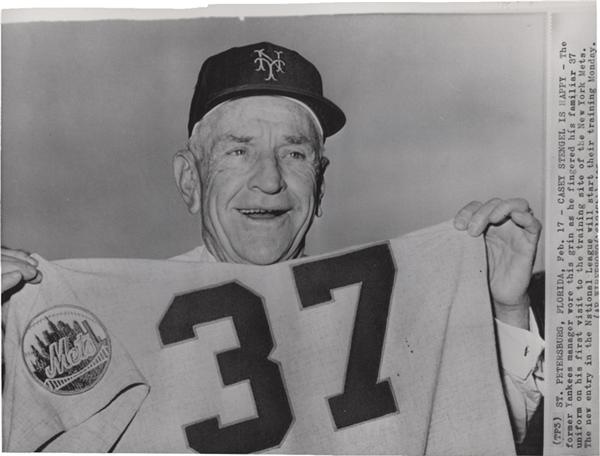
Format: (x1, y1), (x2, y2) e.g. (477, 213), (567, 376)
(237, 208), (290, 219)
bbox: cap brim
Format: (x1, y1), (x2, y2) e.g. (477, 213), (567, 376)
(205, 84), (346, 138)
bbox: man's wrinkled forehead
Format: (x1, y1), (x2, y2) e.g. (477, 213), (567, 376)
(190, 96), (324, 144)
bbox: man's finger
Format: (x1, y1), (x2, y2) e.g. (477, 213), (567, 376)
(467, 198), (503, 236)
(2, 271), (23, 293)
(488, 198), (530, 224)
(29, 270), (43, 284)
(511, 210), (543, 236)
(0, 247), (38, 266)
(453, 200), (483, 230)
(1, 258), (40, 281)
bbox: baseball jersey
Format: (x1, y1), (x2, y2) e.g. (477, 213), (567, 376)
(2, 221), (516, 454)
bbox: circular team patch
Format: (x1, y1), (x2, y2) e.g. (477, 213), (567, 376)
(22, 306), (111, 395)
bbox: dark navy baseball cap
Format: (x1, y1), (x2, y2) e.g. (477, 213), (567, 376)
(188, 42), (346, 138)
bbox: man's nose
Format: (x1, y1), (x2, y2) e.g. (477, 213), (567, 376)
(248, 154), (286, 194)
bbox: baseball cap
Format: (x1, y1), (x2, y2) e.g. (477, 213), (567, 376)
(188, 42), (346, 138)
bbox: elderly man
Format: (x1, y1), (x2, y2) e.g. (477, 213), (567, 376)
(2, 42), (543, 450)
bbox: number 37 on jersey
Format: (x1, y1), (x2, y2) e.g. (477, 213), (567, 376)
(158, 244), (397, 453)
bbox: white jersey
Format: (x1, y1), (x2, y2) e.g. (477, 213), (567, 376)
(2, 221), (515, 454)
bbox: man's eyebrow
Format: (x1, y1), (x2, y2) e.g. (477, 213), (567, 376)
(216, 134), (254, 144)
(283, 135), (312, 145)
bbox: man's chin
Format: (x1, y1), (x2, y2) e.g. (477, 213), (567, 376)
(233, 244), (297, 265)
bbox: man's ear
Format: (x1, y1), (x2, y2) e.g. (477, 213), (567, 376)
(173, 149), (201, 214)
(316, 155), (330, 216)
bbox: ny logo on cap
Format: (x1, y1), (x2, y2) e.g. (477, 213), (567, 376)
(253, 49), (285, 81)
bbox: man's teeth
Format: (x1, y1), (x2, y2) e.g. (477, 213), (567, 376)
(239, 209), (286, 215)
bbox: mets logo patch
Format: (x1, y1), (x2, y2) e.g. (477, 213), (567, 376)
(22, 306), (111, 395)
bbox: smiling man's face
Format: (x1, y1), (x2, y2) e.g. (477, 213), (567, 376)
(188, 96), (326, 265)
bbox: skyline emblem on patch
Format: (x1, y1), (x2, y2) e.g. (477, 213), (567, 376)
(22, 306), (111, 395)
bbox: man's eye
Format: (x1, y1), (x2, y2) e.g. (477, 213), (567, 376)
(288, 151), (306, 160)
(227, 148), (246, 156)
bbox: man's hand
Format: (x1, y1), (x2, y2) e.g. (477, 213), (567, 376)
(454, 198), (542, 330)
(2, 247), (42, 295)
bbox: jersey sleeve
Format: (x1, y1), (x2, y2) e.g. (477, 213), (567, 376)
(2, 256), (149, 452)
